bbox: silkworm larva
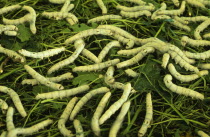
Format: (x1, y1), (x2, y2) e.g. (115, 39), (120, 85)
(173, 16), (188, 25)
(0, 45), (25, 63)
(0, 5), (21, 15)
(185, 0), (206, 8)
(58, 97), (78, 137)
(157, 1), (186, 16)
(198, 64), (210, 70)
(98, 41), (121, 62)
(140, 41), (169, 53)
(22, 5), (36, 34)
(4, 31), (17, 36)
(112, 34), (135, 48)
(0, 99), (8, 114)
(47, 39), (84, 74)
(124, 0), (146, 5)
(60, 0), (72, 13)
(116, 3), (155, 12)
(81, 48), (100, 63)
(104, 66), (115, 84)
(117, 47), (143, 56)
(125, 69), (139, 77)
(197, 130), (210, 137)
(169, 19), (191, 32)
(88, 15), (122, 24)
(171, 0), (180, 7)
(116, 47), (155, 68)
(73, 119), (84, 137)
(24, 65), (64, 90)
(72, 59), (120, 72)
(109, 101), (131, 137)
(161, 53), (170, 69)
(164, 74), (204, 100)
(96, 0), (107, 14)
(70, 87), (110, 120)
(184, 50), (210, 60)
(203, 33), (210, 39)
(65, 28), (113, 45)
(6, 107), (15, 131)
(35, 85), (90, 99)
(49, 0), (66, 4)
(181, 36), (210, 47)
(180, 16), (208, 22)
(138, 93), (153, 137)
(0, 86), (27, 117)
(18, 47), (65, 59)
(22, 72), (74, 86)
(91, 92), (111, 136)
(99, 83), (131, 125)
(120, 10), (152, 18)
(3, 14), (32, 25)
(194, 19), (210, 40)
(168, 63), (208, 82)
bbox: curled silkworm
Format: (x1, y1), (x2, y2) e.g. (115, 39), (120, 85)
(73, 119), (84, 137)
(0, 99), (8, 114)
(0, 5), (21, 15)
(24, 65), (64, 90)
(197, 130), (210, 137)
(109, 101), (131, 137)
(81, 49), (100, 63)
(88, 15), (122, 23)
(116, 3), (155, 12)
(185, 0), (206, 8)
(181, 36), (210, 47)
(171, 0), (180, 7)
(125, 69), (139, 77)
(184, 50), (210, 60)
(194, 19), (210, 40)
(124, 0), (146, 5)
(164, 74), (204, 100)
(170, 19), (191, 32)
(49, 0), (66, 4)
(91, 92), (111, 136)
(58, 97), (78, 137)
(168, 63), (208, 82)
(0, 86), (27, 117)
(72, 59), (120, 72)
(70, 87), (110, 120)
(35, 85), (90, 99)
(198, 64), (210, 70)
(6, 107), (15, 131)
(99, 83), (131, 125)
(180, 16), (208, 22)
(96, 0), (107, 14)
(21, 72), (74, 86)
(120, 10), (152, 18)
(18, 47), (65, 59)
(138, 93), (153, 137)
(161, 53), (170, 69)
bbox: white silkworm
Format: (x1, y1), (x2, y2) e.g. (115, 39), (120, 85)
(171, 0), (180, 7)
(120, 10), (152, 18)
(116, 3), (155, 12)
(72, 59), (120, 72)
(47, 39), (85, 74)
(91, 92), (111, 136)
(6, 107), (15, 131)
(98, 41), (121, 62)
(0, 5), (21, 15)
(184, 50), (210, 60)
(35, 85), (90, 99)
(60, 0), (72, 14)
(22, 72), (74, 86)
(181, 36), (210, 47)
(0, 86), (27, 117)
(185, 0), (206, 8)
(180, 16), (208, 22)
(170, 19), (191, 32)
(24, 65), (64, 90)
(49, 0), (66, 4)
(96, 0), (107, 14)
(109, 101), (131, 137)
(104, 66), (115, 84)
(88, 15), (122, 23)
(198, 64), (210, 70)
(124, 0), (146, 5)
(125, 69), (139, 77)
(203, 33), (210, 39)
(3, 14), (32, 25)
(81, 48), (100, 63)
(138, 93), (153, 137)
(58, 97), (78, 137)
(197, 130), (210, 137)
(22, 6), (36, 34)
(173, 16), (188, 25)
(164, 74), (204, 100)
(18, 47), (65, 59)
(73, 119), (84, 137)
(161, 53), (170, 69)
(117, 47), (143, 56)
(168, 63), (208, 82)
(116, 47), (155, 68)
(194, 19), (210, 40)
(70, 87), (110, 120)
(4, 31), (17, 36)
(0, 45), (25, 63)
(0, 99), (8, 114)
(99, 83), (131, 125)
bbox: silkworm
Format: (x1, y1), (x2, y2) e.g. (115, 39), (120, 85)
(194, 19), (210, 40)
(104, 66), (115, 84)
(109, 101), (131, 137)
(138, 93), (153, 137)
(112, 34), (134, 49)
(120, 10), (152, 18)
(198, 64), (210, 70)
(35, 85), (90, 99)
(203, 33), (210, 39)
(105, 81), (137, 93)
(169, 19), (191, 32)
(0, 99), (8, 114)
(24, 65), (64, 90)
(116, 3), (155, 12)
(65, 28), (113, 45)
(173, 16), (188, 25)
(91, 92), (111, 136)
(197, 130), (210, 137)
(171, 0), (180, 7)
(161, 53), (170, 69)
(18, 47), (65, 59)
(60, 0), (72, 13)
(168, 63), (208, 82)
(49, 0), (66, 4)
(98, 41), (121, 62)
(88, 15), (122, 24)
(180, 16), (208, 22)
(70, 87), (110, 120)
(22, 6), (36, 34)
(0, 45), (25, 63)
(99, 83), (131, 125)
(181, 36), (210, 47)
(163, 74), (204, 100)
(72, 59), (120, 72)
(96, 0), (107, 14)
(3, 14), (32, 25)
(0, 5), (21, 15)
(184, 50), (210, 60)
(0, 24), (18, 34)
(117, 47), (143, 56)
(73, 119), (84, 137)
(124, 0), (146, 5)
(6, 107), (15, 131)
(47, 39), (85, 74)
(125, 69), (139, 77)
(22, 72), (74, 86)
(151, 2), (167, 20)
(3, 31), (17, 36)
(81, 48), (100, 63)
(116, 47), (155, 68)
(58, 97), (78, 137)
(0, 86), (27, 117)
(185, 0), (206, 8)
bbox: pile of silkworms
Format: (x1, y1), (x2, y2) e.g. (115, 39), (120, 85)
(0, 0), (210, 136)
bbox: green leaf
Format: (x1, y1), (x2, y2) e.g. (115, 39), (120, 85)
(17, 24), (32, 42)
(72, 72), (99, 86)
